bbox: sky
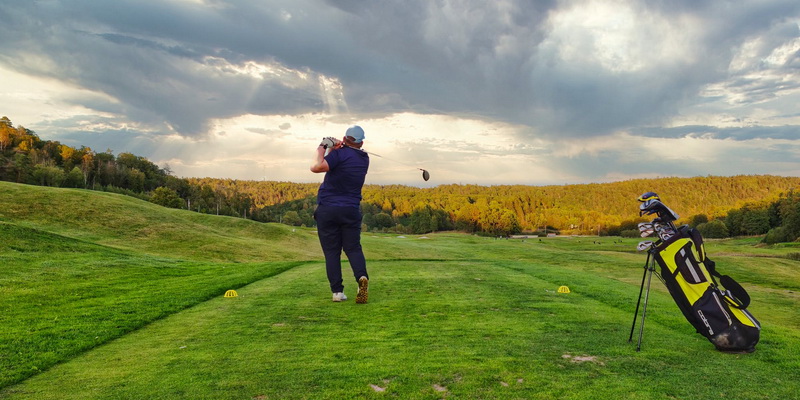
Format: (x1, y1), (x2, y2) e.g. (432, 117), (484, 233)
(1, 0), (799, 187)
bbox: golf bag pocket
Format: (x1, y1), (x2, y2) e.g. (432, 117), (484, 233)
(692, 289), (733, 337)
(693, 288), (761, 352)
(674, 245), (708, 285)
(656, 238), (710, 304)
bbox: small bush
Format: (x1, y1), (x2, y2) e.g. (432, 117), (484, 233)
(697, 220), (729, 239)
(689, 214), (709, 227)
(763, 227), (790, 245)
(620, 229), (639, 238)
(150, 186), (184, 209)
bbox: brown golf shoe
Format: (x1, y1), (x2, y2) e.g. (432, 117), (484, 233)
(356, 276), (369, 304)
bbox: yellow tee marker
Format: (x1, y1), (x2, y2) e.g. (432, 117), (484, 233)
(557, 286), (571, 294)
(224, 290), (238, 298)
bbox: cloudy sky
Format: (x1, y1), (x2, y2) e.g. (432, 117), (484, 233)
(1, 0), (799, 187)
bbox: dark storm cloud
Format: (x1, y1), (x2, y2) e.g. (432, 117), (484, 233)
(0, 0), (557, 136)
(322, 0), (800, 137)
(1, 0), (799, 141)
(0, 0), (345, 136)
(324, 1), (559, 119)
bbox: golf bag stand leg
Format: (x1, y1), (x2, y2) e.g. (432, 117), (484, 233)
(628, 252), (650, 343)
(630, 251), (656, 351)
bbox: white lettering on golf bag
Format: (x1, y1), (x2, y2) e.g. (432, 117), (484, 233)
(697, 310), (714, 335)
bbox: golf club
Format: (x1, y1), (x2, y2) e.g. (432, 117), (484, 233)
(356, 148), (430, 182)
(331, 138), (431, 182)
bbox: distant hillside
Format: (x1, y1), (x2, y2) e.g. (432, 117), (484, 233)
(251, 175), (800, 235)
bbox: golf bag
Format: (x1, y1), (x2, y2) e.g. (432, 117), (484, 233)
(631, 193), (761, 352)
(653, 225), (760, 352)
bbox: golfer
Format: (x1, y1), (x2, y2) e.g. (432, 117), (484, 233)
(310, 125), (370, 303)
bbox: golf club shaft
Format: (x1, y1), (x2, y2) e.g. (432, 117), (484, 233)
(350, 146), (422, 169)
(342, 144), (430, 180)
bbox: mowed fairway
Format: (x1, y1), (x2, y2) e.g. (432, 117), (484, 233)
(1, 182), (799, 399)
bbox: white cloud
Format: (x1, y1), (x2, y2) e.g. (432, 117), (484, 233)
(0, 65), (114, 127)
(127, 112), (571, 186)
(701, 21), (800, 106)
(542, 0), (700, 73)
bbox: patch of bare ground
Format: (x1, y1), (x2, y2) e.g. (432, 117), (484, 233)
(562, 353), (605, 365)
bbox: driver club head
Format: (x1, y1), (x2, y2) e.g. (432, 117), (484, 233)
(637, 192), (660, 203)
(421, 169), (430, 181)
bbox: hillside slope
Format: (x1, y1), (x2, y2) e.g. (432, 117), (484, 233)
(0, 181), (324, 387)
(0, 181), (320, 262)
(0, 181), (471, 388)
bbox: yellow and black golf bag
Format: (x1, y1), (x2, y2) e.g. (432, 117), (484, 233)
(630, 192), (761, 352)
(653, 226), (760, 352)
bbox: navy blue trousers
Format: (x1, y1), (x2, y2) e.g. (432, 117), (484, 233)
(314, 205), (368, 293)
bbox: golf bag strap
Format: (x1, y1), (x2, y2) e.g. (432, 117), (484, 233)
(704, 258), (720, 280)
(704, 258), (751, 309)
(720, 275), (751, 309)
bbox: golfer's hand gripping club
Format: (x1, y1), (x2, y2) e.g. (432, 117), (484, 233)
(319, 137), (341, 149)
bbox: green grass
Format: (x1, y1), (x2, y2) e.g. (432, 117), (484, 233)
(1, 181), (799, 399)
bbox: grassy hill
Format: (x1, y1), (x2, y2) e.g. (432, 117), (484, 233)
(1, 181), (799, 399)
(0, 182), (322, 389)
(0, 181), (321, 262)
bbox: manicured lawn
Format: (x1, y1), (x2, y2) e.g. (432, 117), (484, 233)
(1, 182), (798, 399)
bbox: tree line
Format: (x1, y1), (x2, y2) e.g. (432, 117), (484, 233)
(1, 116), (172, 193)
(695, 191), (800, 244)
(3, 115), (800, 241)
(597, 185), (800, 244)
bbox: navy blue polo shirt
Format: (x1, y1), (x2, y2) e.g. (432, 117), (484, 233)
(317, 146), (369, 208)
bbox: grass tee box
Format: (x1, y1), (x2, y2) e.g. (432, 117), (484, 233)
(1, 182), (800, 399)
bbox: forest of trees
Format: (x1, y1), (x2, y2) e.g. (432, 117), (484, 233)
(255, 177), (800, 239)
(3, 115), (800, 241)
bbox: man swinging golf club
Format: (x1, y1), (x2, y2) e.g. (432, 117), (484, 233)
(310, 125), (370, 303)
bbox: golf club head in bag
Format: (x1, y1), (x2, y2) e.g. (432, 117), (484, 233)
(637, 192), (661, 203)
(639, 199), (680, 223)
(636, 240), (655, 251)
(638, 222), (655, 237)
(653, 222), (677, 241)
